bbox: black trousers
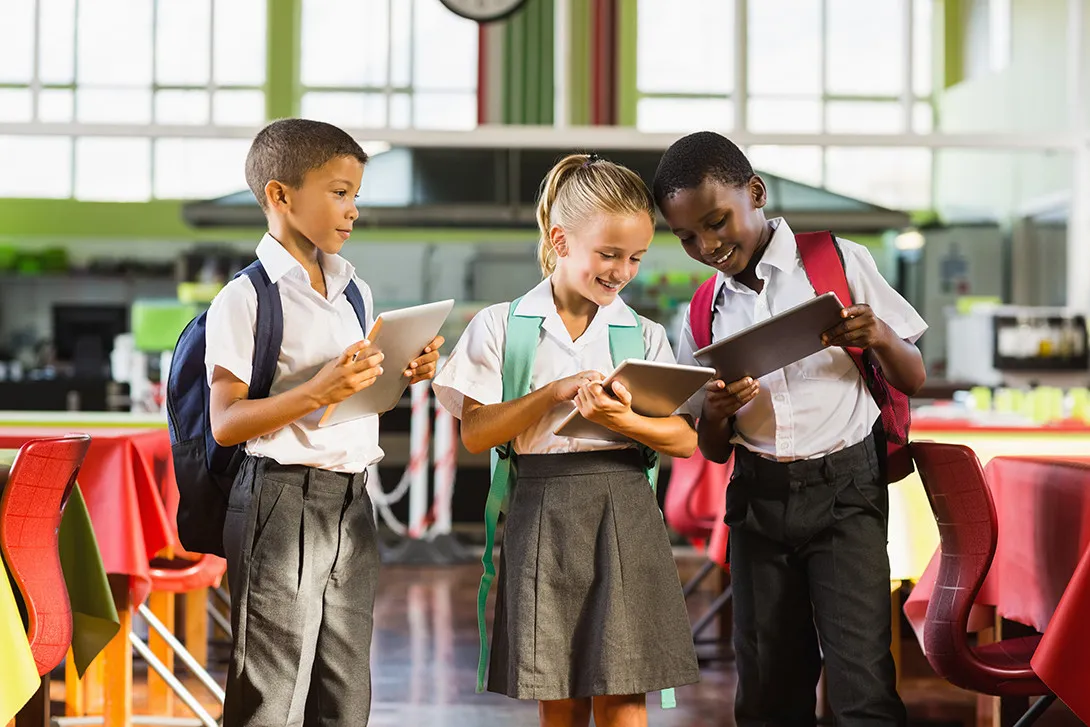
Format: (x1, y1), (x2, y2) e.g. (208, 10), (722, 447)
(222, 456), (380, 727)
(727, 436), (906, 727)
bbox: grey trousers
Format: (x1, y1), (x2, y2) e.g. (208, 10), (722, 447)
(222, 456), (380, 727)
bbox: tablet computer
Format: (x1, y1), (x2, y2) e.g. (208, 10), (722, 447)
(693, 291), (844, 383)
(318, 298), (455, 426)
(553, 359), (715, 442)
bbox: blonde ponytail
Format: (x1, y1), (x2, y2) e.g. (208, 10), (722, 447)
(534, 152), (655, 278)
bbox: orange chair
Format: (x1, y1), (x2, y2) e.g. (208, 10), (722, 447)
(0, 435), (91, 676)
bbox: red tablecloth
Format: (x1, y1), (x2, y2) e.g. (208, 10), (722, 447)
(904, 456), (1090, 722)
(0, 427), (175, 605)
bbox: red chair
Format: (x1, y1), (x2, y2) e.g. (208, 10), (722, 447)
(664, 450), (734, 661)
(665, 450), (732, 594)
(0, 435), (91, 676)
(911, 442), (1056, 726)
(664, 449), (730, 549)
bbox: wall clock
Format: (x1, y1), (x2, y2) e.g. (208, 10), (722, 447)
(439, 0), (529, 23)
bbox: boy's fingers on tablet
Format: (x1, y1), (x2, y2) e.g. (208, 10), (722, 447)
(423, 335), (445, 354)
(342, 339), (371, 363)
(352, 351), (384, 372)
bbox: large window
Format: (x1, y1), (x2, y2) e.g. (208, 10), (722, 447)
(636, 0), (936, 210)
(635, 0), (734, 132)
(0, 0), (266, 200)
(300, 0), (478, 131)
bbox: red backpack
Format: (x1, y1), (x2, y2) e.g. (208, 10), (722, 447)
(688, 230), (913, 483)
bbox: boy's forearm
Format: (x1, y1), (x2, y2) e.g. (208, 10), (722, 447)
(697, 411), (735, 463)
(212, 383), (322, 447)
(608, 412), (697, 458)
(870, 327), (926, 396)
(460, 385), (559, 454)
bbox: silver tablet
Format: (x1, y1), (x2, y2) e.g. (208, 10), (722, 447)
(553, 359), (715, 442)
(693, 291), (845, 384)
(318, 298), (455, 426)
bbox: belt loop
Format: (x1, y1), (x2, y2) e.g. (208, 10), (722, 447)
(302, 467), (311, 500)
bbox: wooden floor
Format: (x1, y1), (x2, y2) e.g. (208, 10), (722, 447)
(48, 555), (1085, 726)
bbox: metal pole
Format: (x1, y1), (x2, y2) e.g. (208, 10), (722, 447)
(555, 0), (570, 127)
(139, 603), (226, 703)
(1066, 0), (1089, 313)
(129, 633), (220, 727)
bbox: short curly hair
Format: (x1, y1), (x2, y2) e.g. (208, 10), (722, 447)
(652, 131), (754, 205)
(245, 118), (369, 210)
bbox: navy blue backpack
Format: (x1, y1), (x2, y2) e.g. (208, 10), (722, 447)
(167, 261), (367, 556)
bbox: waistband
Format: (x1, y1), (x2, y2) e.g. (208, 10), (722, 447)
(248, 456), (369, 493)
(732, 435), (879, 494)
(515, 448), (648, 478)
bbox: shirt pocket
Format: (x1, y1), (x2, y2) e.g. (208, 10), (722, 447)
(799, 346), (857, 382)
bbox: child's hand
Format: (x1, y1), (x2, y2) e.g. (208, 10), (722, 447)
(821, 304), (892, 350)
(550, 370), (604, 403)
(308, 339), (384, 407)
(404, 335), (445, 385)
(575, 379), (634, 428)
(702, 376), (759, 424)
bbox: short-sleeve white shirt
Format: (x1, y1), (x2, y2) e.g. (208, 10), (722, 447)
(203, 233), (382, 473)
(675, 218), (928, 461)
(432, 276), (678, 455)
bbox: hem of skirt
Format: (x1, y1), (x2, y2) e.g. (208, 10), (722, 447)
(486, 668), (702, 701)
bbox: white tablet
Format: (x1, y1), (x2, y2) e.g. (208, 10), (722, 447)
(318, 298), (455, 426)
(553, 359), (715, 442)
(693, 291), (845, 383)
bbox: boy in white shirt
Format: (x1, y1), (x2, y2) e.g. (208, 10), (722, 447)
(205, 118), (442, 727)
(655, 132), (927, 727)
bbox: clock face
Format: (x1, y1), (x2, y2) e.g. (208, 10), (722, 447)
(439, 0), (528, 23)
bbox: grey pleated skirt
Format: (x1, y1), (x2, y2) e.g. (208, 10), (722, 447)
(488, 448), (700, 701)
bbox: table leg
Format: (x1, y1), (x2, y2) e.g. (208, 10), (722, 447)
(147, 591), (174, 716)
(103, 575), (132, 727)
(84, 654), (105, 715)
(64, 650), (83, 716)
(184, 589), (209, 668)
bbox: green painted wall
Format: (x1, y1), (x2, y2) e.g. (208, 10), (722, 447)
(943, 0), (965, 88)
(266, 0), (302, 119)
(502, 0), (555, 125)
(616, 0), (639, 127)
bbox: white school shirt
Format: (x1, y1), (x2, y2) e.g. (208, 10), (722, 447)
(675, 218), (927, 461)
(432, 276), (678, 455)
(204, 233), (382, 473)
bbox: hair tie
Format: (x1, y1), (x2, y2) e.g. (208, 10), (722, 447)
(582, 153), (601, 168)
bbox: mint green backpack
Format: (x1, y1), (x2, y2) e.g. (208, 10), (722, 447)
(475, 297), (674, 708)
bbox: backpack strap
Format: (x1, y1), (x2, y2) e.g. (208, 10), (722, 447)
(794, 232), (867, 380)
(607, 308), (661, 494)
(239, 262), (283, 399)
(477, 297), (541, 693)
(344, 280), (369, 334)
(795, 231), (913, 482)
(688, 274), (719, 352)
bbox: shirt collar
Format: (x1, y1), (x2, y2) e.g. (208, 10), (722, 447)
(513, 276), (638, 327)
(716, 217), (796, 298)
(255, 233), (357, 298)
